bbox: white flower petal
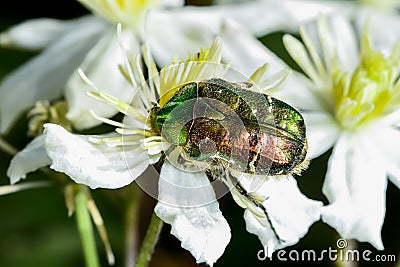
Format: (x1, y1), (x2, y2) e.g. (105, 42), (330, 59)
(6, 135), (51, 184)
(370, 127), (400, 189)
(0, 16), (106, 134)
(388, 167), (400, 189)
(147, 9), (214, 66)
(219, 0), (357, 36)
(212, 0), (295, 36)
(213, 0), (248, 3)
(219, 19), (289, 79)
(213, 0), (323, 36)
(277, 72), (328, 112)
(218, 19), (325, 112)
(154, 161), (230, 265)
(322, 133), (386, 250)
(65, 29), (140, 130)
(243, 176), (322, 256)
(303, 111), (339, 158)
(159, 0), (184, 7)
(43, 124), (148, 189)
(354, 10), (400, 57)
(0, 16), (94, 50)
(149, 0), (354, 66)
(265, 0), (356, 33)
(154, 0), (378, 70)
(149, 0), (336, 67)
(328, 15), (359, 72)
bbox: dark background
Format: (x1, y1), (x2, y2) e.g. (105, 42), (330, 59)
(0, 0), (399, 266)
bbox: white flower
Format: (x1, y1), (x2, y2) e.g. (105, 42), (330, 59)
(229, 13), (399, 250)
(0, 0), (179, 133)
(147, 0), (355, 66)
(0, 0), (329, 134)
(282, 15), (400, 250)
(214, 5), (400, 249)
(202, 0), (400, 65)
(8, 39), (322, 265)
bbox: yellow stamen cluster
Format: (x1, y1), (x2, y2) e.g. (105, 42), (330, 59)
(78, 0), (158, 28)
(333, 27), (400, 129)
(157, 40), (226, 107)
(284, 17), (400, 130)
(80, 39), (226, 157)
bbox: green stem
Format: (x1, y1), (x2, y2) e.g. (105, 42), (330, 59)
(134, 212), (164, 267)
(396, 255), (400, 267)
(0, 181), (52, 196)
(74, 186), (100, 267)
(0, 136), (17, 156)
(334, 238), (357, 267)
(124, 184), (142, 267)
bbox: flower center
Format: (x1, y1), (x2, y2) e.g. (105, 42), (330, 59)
(28, 100), (72, 137)
(78, 0), (159, 28)
(332, 29), (400, 129)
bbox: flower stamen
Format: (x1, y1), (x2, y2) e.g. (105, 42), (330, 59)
(28, 100), (72, 137)
(284, 17), (400, 130)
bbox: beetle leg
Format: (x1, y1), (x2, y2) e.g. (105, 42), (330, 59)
(226, 172), (284, 244)
(205, 161), (226, 182)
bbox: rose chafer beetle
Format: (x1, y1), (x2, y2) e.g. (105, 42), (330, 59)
(149, 78), (308, 242)
(150, 78), (308, 175)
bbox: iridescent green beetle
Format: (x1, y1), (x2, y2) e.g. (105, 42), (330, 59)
(149, 78), (308, 242)
(150, 78), (308, 176)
